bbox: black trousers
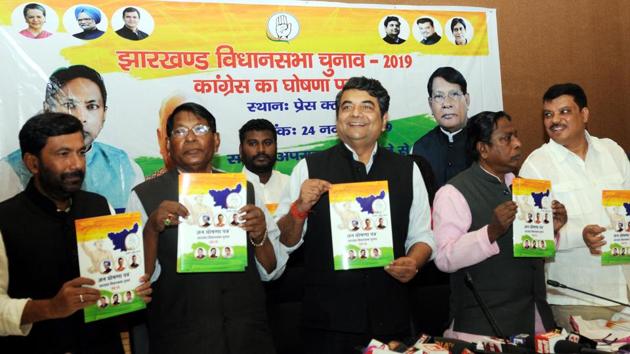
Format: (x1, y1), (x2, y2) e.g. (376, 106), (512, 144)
(148, 273), (276, 354)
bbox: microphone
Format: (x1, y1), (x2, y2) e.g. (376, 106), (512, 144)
(554, 340), (611, 354)
(567, 332), (598, 349)
(465, 272), (506, 339)
(547, 280), (630, 307)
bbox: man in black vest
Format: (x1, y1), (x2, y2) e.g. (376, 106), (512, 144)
(432, 111), (565, 339)
(0, 113), (151, 351)
(126, 102), (284, 353)
(276, 77), (435, 354)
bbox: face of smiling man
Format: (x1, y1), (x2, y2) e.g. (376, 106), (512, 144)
(418, 21), (435, 39)
(543, 94), (589, 153)
(123, 10), (140, 31)
(77, 12), (97, 31)
(385, 20), (400, 38)
(336, 89), (388, 150)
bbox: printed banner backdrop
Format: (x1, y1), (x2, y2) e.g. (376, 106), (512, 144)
(0, 0), (502, 177)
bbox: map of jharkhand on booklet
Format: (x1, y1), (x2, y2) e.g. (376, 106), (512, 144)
(512, 178), (555, 257)
(329, 180), (394, 270)
(177, 173), (248, 273)
(75, 212), (146, 323)
(601, 190), (630, 265)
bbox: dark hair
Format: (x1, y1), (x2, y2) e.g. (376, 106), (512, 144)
(239, 119), (277, 144)
(45, 65), (108, 107)
(335, 76), (390, 118)
(542, 83), (587, 109)
(384, 16), (400, 28)
(450, 18), (466, 32)
(416, 17), (434, 27)
(23, 3), (46, 17)
(166, 102), (217, 137)
(427, 66), (468, 96)
(122, 6), (140, 18)
(19, 112), (83, 158)
(466, 111), (512, 161)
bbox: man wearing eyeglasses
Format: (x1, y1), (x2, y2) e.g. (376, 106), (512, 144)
(73, 5), (105, 40)
(412, 66), (472, 188)
(409, 67), (472, 336)
(276, 77), (434, 354)
(125, 102), (285, 353)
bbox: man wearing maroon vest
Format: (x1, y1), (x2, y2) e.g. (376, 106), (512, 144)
(276, 77), (435, 354)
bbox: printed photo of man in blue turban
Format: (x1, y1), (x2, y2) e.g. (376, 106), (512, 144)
(73, 5), (104, 40)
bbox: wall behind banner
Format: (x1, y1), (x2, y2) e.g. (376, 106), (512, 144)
(336, 0), (630, 157)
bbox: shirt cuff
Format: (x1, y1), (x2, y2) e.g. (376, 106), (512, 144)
(476, 225), (500, 257)
(281, 238), (303, 254)
(2, 298), (33, 336)
(149, 260), (161, 283)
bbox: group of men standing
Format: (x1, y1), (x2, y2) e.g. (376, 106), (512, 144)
(0, 62), (629, 354)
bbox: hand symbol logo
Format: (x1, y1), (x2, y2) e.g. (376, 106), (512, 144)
(267, 13), (299, 41)
(276, 15), (292, 40)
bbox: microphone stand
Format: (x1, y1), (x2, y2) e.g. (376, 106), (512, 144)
(465, 271), (506, 339)
(547, 280), (630, 307)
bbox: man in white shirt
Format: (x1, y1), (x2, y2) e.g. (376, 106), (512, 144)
(520, 83), (630, 330)
(238, 118), (289, 217)
(238, 118), (300, 354)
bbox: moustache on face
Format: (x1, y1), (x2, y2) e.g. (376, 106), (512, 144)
(253, 153), (273, 161)
(60, 169), (85, 182)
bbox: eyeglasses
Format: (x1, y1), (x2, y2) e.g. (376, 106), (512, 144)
(431, 90), (464, 104)
(171, 124), (211, 138)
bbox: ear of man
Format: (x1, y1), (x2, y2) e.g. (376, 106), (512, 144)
(213, 132), (221, 153)
(580, 106), (590, 124)
(476, 141), (489, 160)
(23, 153), (40, 175)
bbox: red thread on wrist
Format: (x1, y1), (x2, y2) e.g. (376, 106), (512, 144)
(290, 201), (309, 220)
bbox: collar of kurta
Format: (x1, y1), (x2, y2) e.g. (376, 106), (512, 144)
(472, 161), (514, 187)
(439, 126), (464, 143)
(547, 130), (600, 162)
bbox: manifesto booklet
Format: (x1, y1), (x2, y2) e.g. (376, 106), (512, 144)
(75, 212), (146, 323)
(329, 180), (394, 270)
(512, 178), (555, 257)
(601, 190), (630, 265)
(178, 173), (248, 272)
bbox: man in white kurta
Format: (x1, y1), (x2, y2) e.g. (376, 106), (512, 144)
(238, 119), (289, 217)
(520, 83), (630, 330)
